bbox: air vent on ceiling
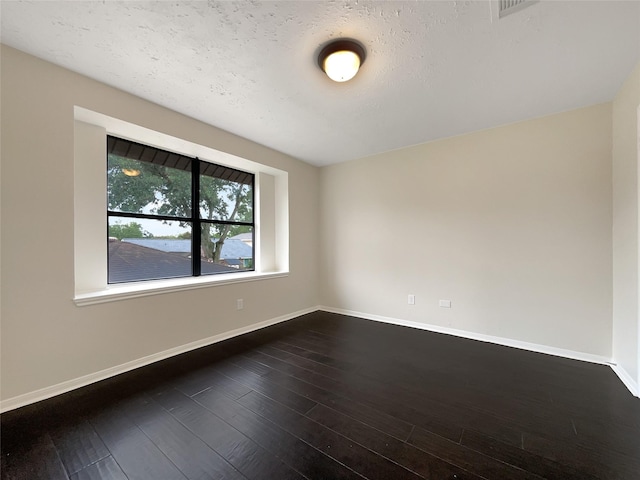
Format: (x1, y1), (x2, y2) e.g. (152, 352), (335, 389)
(493, 0), (538, 19)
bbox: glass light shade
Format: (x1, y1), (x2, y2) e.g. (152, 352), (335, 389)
(122, 168), (141, 177)
(323, 50), (361, 82)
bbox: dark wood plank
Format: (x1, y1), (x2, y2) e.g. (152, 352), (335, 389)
(211, 360), (318, 414)
(0, 431), (68, 480)
(571, 414), (640, 458)
(251, 342), (439, 441)
(459, 428), (599, 480)
(408, 425), (543, 480)
(49, 419), (110, 476)
(273, 337), (362, 372)
(320, 391), (415, 442)
(237, 390), (425, 480)
(120, 395), (248, 480)
(523, 430), (640, 480)
(306, 403), (484, 480)
(256, 342), (356, 380)
(151, 388), (306, 480)
(89, 403), (187, 480)
(239, 342), (524, 446)
(69, 456), (128, 480)
(262, 363), (465, 442)
(253, 344), (294, 361)
(240, 349), (466, 445)
(174, 366), (253, 399)
(192, 387), (364, 480)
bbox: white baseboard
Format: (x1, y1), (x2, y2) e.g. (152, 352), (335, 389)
(319, 306), (614, 366)
(0, 306), (317, 413)
(611, 364), (639, 398)
(3, 305), (636, 413)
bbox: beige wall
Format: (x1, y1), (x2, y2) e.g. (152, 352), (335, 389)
(612, 63), (640, 389)
(320, 104), (613, 357)
(0, 46), (320, 403)
(1, 44), (634, 406)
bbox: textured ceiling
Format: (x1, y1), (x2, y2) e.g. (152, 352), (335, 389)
(1, 1), (639, 166)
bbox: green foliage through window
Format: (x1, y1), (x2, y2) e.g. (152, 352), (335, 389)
(106, 136), (254, 283)
(108, 221), (152, 240)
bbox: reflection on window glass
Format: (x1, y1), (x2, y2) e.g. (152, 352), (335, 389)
(201, 224), (254, 274)
(107, 154), (192, 217)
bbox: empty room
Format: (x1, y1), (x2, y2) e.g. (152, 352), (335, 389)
(1, 1), (639, 479)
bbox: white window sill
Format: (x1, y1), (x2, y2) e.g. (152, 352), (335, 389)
(73, 271), (289, 306)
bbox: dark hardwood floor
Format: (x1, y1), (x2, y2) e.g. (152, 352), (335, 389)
(2, 311), (639, 480)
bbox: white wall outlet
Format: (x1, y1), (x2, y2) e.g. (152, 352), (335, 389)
(237, 298), (244, 310)
(439, 299), (451, 308)
(408, 294), (415, 305)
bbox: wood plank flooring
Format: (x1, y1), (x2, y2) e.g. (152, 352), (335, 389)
(2, 311), (639, 479)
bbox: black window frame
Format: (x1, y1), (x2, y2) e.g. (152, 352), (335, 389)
(106, 135), (255, 284)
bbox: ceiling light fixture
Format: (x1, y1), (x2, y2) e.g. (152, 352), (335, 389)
(318, 39), (366, 83)
(122, 168), (141, 177)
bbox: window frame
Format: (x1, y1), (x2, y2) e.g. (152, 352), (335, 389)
(106, 135), (256, 284)
(73, 107), (290, 306)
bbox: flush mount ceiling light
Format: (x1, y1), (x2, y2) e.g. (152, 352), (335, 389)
(318, 39), (366, 83)
(122, 168), (141, 177)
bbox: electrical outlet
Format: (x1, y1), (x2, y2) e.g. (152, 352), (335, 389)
(439, 299), (451, 308)
(237, 299), (244, 310)
(408, 294), (415, 305)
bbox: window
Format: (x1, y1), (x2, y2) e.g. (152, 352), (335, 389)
(107, 136), (254, 283)
(74, 109), (289, 304)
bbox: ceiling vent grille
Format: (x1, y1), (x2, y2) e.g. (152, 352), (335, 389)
(495, 0), (538, 19)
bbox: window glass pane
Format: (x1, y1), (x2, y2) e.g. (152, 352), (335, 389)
(108, 217), (192, 283)
(200, 224), (254, 274)
(199, 173), (253, 222)
(108, 154), (192, 217)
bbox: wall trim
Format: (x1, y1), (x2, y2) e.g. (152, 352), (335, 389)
(319, 306), (614, 366)
(0, 306), (317, 413)
(4, 305), (636, 413)
(611, 364), (640, 398)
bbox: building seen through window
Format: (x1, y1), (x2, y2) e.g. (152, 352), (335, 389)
(107, 136), (254, 283)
